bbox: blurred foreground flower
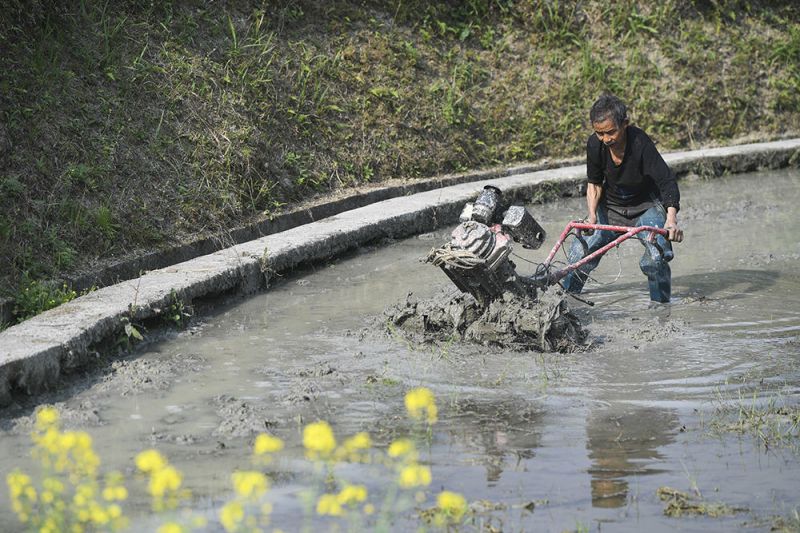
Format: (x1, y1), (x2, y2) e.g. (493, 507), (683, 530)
(7, 405), (129, 532)
(135, 449), (167, 474)
(405, 387), (438, 424)
(303, 421), (337, 459)
(337, 484), (368, 506)
(135, 449), (187, 512)
(316, 493), (343, 516)
(387, 438), (416, 460)
(7, 390), (459, 532)
(253, 433), (284, 457)
(336, 431), (373, 462)
(232, 471), (269, 499)
(399, 464), (432, 489)
(220, 500), (245, 531)
(437, 490), (467, 520)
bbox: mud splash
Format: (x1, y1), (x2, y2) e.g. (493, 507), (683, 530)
(384, 287), (586, 352)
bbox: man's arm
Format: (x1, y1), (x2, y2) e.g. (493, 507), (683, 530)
(586, 182), (603, 224)
(641, 138), (682, 242)
(578, 182), (603, 236)
(585, 136), (604, 232)
(665, 206), (683, 242)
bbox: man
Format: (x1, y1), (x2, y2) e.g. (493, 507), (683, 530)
(562, 94), (684, 303)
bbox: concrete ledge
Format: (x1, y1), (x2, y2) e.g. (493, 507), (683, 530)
(1, 138), (799, 405)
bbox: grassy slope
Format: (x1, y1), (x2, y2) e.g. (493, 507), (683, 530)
(0, 0), (798, 320)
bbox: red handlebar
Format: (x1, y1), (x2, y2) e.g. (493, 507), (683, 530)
(567, 222), (669, 237)
(538, 221), (670, 287)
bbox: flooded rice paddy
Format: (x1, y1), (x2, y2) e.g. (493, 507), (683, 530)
(2, 168), (800, 531)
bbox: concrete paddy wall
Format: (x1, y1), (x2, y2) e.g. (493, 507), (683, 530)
(1, 138), (799, 406)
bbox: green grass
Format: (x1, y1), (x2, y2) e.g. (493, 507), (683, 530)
(0, 0), (798, 322)
(12, 278), (79, 322)
(710, 389), (800, 453)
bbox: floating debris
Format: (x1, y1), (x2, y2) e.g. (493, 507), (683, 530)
(657, 486), (746, 518)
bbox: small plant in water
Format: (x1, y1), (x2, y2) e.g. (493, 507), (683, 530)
(166, 289), (193, 327)
(710, 388), (800, 453)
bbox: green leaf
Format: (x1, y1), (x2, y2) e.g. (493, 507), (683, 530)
(125, 323), (143, 341)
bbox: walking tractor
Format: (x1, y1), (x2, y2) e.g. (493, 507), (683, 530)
(426, 185), (670, 306)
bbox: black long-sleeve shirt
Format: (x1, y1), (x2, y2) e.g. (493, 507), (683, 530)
(586, 126), (680, 220)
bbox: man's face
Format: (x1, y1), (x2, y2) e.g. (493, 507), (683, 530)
(592, 117), (628, 148)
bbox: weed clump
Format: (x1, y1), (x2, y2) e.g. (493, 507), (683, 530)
(657, 486), (745, 518)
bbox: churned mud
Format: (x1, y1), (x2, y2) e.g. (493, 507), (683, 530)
(96, 352), (209, 397)
(384, 288), (586, 352)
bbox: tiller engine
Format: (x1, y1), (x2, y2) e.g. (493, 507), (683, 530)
(427, 185), (671, 307)
(426, 186), (546, 307)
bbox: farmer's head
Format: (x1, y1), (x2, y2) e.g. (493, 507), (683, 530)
(590, 94), (629, 148)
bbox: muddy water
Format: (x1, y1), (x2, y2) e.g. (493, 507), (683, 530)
(2, 168), (800, 531)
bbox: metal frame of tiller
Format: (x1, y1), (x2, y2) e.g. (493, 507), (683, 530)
(534, 221), (669, 289)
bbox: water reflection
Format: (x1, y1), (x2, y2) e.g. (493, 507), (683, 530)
(586, 406), (678, 508)
(446, 398), (542, 484)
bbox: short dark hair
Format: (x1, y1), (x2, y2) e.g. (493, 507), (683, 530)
(590, 94), (628, 127)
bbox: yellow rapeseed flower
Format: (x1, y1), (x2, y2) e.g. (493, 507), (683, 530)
(303, 421), (336, 458)
(60, 432), (77, 449)
(387, 438), (415, 459)
(108, 504), (122, 519)
(316, 493), (343, 516)
(7, 471), (33, 498)
(336, 484), (368, 506)
(136, 449), (167, 473)
(404, 387), (438, 424)
(343, 432), (371, 451)
(41, 517), (58, 533)
(149, 465), (182, 497)
(90, 505), (109, 525)
(24, 485), (37, 502)
(158, 522), (185, 533)
(75, 482), (94, 503)
(76, 432), (92, 450)
(437, 490), (467, 520)
(398, 464), (432, 489)
(220, 501), (244, 532)
(253, 433), (284, 455)
(231, 470), (269, 499)
(103, 485), (128, 502)
(35, 427), (60, 455)
(35, 406), (59, 429)
(43, 477), (64, 493)
(336, 431), (373, 462)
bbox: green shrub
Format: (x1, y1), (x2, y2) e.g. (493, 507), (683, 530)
(12, 278), (78, 322)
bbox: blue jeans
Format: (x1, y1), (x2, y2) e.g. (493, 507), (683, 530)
(561, 204), (674, 303)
